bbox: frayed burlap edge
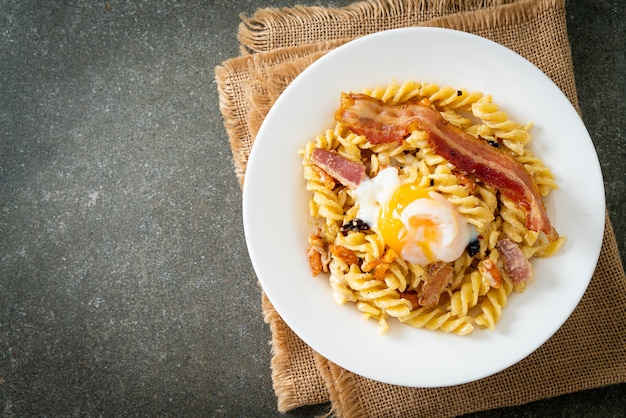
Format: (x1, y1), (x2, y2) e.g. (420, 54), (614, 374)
(237, 0), (520, 54)
(215, 40), (347, 187)
(314, 354), (367, 418)
(262, 293), (331, 412)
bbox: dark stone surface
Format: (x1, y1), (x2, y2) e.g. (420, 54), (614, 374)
(0, 0), (623, 416)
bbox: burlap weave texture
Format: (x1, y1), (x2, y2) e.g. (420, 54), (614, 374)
(215, 0), (626, 416)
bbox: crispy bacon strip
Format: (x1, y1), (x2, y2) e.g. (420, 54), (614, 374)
(419, 263), (454, 308)
(335, 93), (554, 238)
(371, 264), (389, 281)
(335, 93), (413, 144)
(496, 238), (534, 284)
(311, 148), (366, 188)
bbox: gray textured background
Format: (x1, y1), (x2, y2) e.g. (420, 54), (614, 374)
(1, 1), (624, 416)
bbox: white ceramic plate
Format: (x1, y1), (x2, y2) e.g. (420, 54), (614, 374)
(243, 28), (605, 387)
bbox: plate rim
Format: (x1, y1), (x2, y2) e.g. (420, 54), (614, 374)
(242, 27), (605, 387)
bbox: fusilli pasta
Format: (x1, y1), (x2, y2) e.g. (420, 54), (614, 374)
(302, 81), (565, 335)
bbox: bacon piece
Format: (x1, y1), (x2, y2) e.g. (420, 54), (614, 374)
(335, 93), (416, 144)
(416, 108), (553, 239)
(329, 244), (359, 266)
(478, 258), (502, 289)
(362, 249), (397, 281)
(496, 238), (534, 284)
(335, 93), (554, 238)
(371, 264), (389, 281)
(307, 247), (324, 277)
(419, 263), (454, 307)
(311, 165), (336, 190)
(311, 148), (366, 188)
(400, 291), (419, 309)
(361, 248), (396, 272)
(308, 228), (330, 276)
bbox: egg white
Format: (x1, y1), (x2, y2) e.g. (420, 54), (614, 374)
(352, 167), (400, 227)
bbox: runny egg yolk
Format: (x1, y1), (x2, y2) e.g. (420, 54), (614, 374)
(378, 184), (470, 266)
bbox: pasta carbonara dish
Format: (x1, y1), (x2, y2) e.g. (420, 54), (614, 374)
(300, 81), (565, 335)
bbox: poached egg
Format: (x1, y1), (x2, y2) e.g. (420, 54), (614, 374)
(353, 167), (470, 265)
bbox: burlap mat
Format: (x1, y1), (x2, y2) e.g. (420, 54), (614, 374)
(215, 0), (626, 416)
